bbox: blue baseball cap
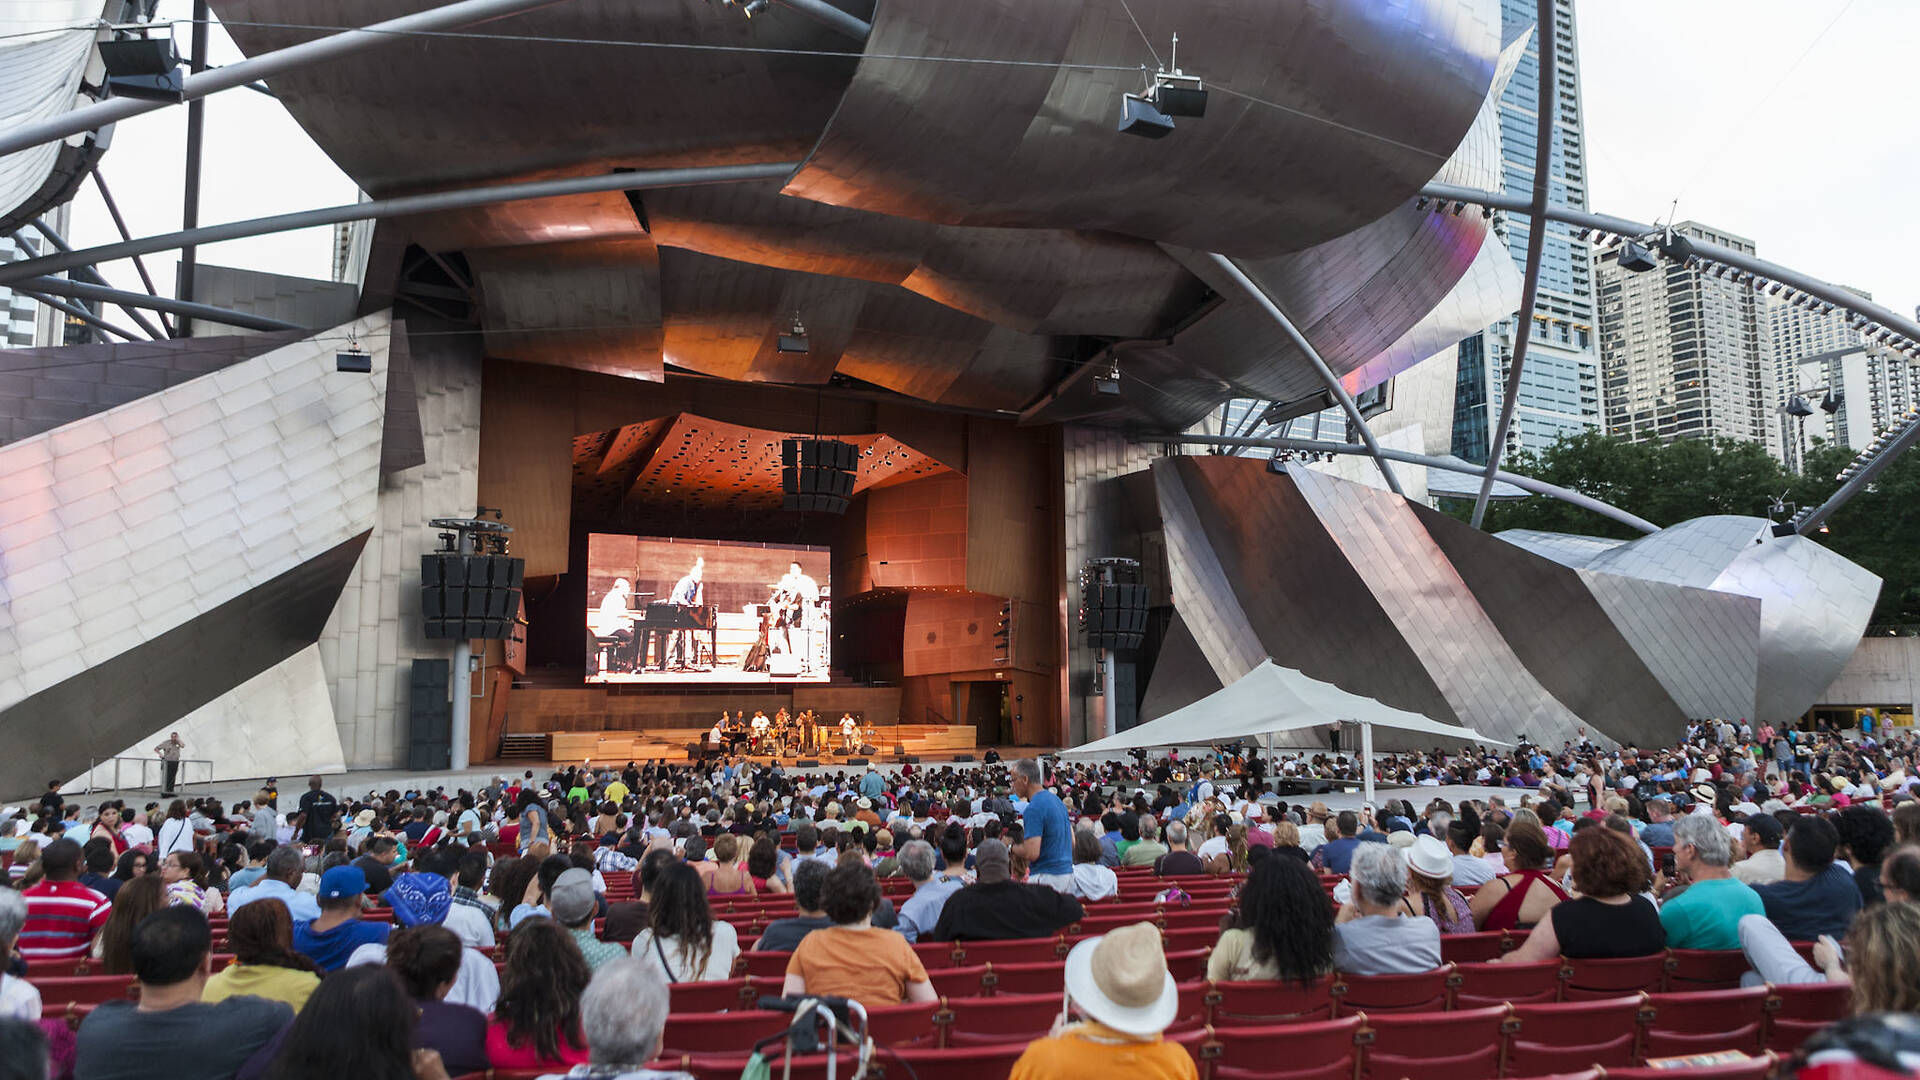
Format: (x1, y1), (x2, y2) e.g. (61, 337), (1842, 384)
(318, 864), (368, 899)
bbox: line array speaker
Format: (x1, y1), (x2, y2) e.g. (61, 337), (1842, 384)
(421, 553), (524, 640)
(781, 438), (857, 515)
(1082, 581), (1150, 650)
(407, 659), (451, 771)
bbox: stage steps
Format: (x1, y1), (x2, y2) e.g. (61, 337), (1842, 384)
(498, 733), (551, 761)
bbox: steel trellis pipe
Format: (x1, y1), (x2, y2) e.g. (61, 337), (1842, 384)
(774, 0), (871, 40)
(17, 275), (300, 331)
(0, 162), (801, 288)
(13, 288), (145, 341)
(0, 0), (576, 160)
(1471, 0), (1555, 530)
(1198, 252), (1404, 496)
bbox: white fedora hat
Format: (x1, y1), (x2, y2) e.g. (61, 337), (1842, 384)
(1062, 923), (1179, 1037)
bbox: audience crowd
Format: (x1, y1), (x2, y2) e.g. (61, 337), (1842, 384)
(1, 717), (1919, 1080)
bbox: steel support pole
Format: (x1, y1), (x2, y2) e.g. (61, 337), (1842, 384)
(16, 275), (300, 331)
(1471, 0), (1555, 529)
(1198, 252), (1404, 495)
(0, 162), (799, 287)
(0, 0), (576, 159)
(774, 0), (872, 40)
(179, 0), (210, 324)
(1136, 432), (1661, 534)
(1360, 721), (1375, 809)
(1793, 418), (1920, 536)
(20, 224), (169, 340)
(13, 288), (144, 341)
(89, 170), (167, 319)
(451, 530), (474, 772)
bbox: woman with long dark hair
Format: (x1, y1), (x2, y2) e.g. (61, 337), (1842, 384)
(203, 897), (323, 1011)
(486, 917), (591, 1069)
(93, 875), (164, 973)
(110, 848), (152, 883)
(388, 925), (490, 1075)
(1207, 856), (1334, 984)
(264, 965), (446, 1080)
(631, 861), (738, 982)
(487, 857), (538, 933)
(156, 799), (194, 858)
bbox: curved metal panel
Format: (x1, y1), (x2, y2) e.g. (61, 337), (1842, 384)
(786, 0), (1498, 255)
(470, 236), (663, 380)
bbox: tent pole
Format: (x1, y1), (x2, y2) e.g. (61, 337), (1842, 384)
(1264, 732), (1273, 783)
(1360, 721), (1375, 808)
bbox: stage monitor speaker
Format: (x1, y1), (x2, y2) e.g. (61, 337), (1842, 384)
(780, 438), (857, 515)
(952, 754), (975, 762)
(798, 759), (820, 768)
(407, 659), (451, 771)
(847, 757), (869, 766)
(857, 744), (877, 756)
(902, 755), (921, 764)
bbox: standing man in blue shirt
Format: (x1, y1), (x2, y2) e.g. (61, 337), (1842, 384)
(1011, 758), (1073, 893)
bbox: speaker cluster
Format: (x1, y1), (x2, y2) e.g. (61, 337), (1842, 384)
(1081, 581), (1150, 651)
(781, 438), (857, 514)
(421, 553), (524, 640)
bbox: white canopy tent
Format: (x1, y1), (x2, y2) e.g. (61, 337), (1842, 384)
(1060, 658), (1510, 805)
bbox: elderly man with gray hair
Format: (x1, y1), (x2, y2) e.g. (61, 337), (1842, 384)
(538, 955), (694, 1080)
(0, 889), (39, 1020)
(1658, 813), (1764, 951)
(1331, 843), (1441, 975)
(894, 839), (962, 944)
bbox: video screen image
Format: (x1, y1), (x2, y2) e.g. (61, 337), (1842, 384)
(585, 535), (830, 684)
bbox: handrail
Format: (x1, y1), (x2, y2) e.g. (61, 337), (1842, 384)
(80, 756), (215, 795)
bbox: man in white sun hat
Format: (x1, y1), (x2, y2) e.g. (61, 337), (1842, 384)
(1009, 921), (1197, 1080)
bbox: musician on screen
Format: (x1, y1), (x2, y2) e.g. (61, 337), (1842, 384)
(770, 560), (820, 669)
(666, 557), (704, 670)
(592, 577), (635, 672)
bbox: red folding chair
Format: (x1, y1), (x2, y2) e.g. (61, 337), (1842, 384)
(740, 950), (794, 978)
(21, 975), (138, 1007)
(1508, 995), (1646, 1073)
(1333, 965), (1455, 1017)
(1165, 947), (1211, 983)
(1360, 1004), (1511, 1080)
(939, 992), (1061, 1045)
(864, 1000), (940, 1048)
(654, 1051), (860, 1080)
(1766, 981), (1853, 1054)
(1560, 955), (1667, 1000)
(660, 1010), (788, 1054)
(1641, 987), (1771, 1058)
(876, 1041), (1028, 1080)
(1606, 1053), (1778, 1080)
(1449, 961), (1563, 1009)
(1440, 931), (1510, 964)
(1663, 949), (1751, 992)
(926, 963), (990, 999)
(665, 977), (755, 1012)
(1202, 1015), (1365, 1080)
(912, 940), (958, 969)
(1206, 976), (1339, 1025)
(948, 936), (1066, 967)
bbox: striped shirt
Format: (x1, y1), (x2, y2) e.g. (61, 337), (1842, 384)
(20, 880), (111, 962)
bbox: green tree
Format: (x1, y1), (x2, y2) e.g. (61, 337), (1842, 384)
(1438, 432), (1920, 625)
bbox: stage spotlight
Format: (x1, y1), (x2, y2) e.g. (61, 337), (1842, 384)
(1151, 73), (1207, 117)
(1118, 92), (1175, 138)
(1785, 395), (1814, 418)
(336, 347), (372, 373)
(1615, 239), (1658, 273)
(1822, 391), (1842, 414)
(1450, 201), (1466, 216)
(1092, 355), (1122, 395)
(777, 312), (808, 354)
(98, 34), (185, 102)
(1416, 197), (1431, 211)
(741, 0), (770, 14)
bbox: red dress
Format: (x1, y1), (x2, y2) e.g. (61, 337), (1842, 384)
(484, 1020), (590, 1070)
(1481, 870), (1570, 932)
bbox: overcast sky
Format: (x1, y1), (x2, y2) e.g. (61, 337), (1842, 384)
(59, 0), (1920, 321)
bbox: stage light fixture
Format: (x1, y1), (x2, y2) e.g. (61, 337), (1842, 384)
(1450, 201), (1466, 216)
(1118, 92), (1176, 138)
(1092, 355), (1122, 395)
(741, 0), (770, 14)
(1785, 395), (1814, 417)
(336, 346), (372, 373)
(98, 34), (185, 102)
(1416, 197), (1431, 211)
(1615, 239), (1658, 273)
(1822, 391), (1842, 414)
(777, 312), (808, 354)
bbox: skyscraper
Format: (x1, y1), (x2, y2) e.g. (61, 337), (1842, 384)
(1451, 0), (1601, 465)
(1780, 343), (1920, 465)
(1769, 285), (1870, 471)
(0, 231), (43, 348)
(1596, 221), (1780, 459)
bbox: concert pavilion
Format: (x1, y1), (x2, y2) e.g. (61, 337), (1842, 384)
(0, 0), (1905, 796)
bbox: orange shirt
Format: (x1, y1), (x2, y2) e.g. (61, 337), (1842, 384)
(1011, 1023), (1199, 1080)
(785, 926), (929, 1010)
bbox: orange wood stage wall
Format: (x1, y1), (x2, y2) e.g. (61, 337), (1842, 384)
(472, 360), (1065, 763)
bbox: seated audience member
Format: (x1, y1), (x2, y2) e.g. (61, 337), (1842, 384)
(74, 906), (291, 1080)
(258, 965), (446, 1080)
(292, 865), (391, 972)
(631, 862), (740, 983)
(343, 871), (501, 1015)
(488, 918), (591, 1070)
(1071, 830), (1119, 902)
(1405, 836), (1475, 934)
(1264, 820), (1311, 865)
(547, 868), (625, 972)
(930, 839), (1085, 942)
(1120, 817), (1169, 868)
(1469, 817), (1568, 931)
(387, 925), (491, 1077)
(1310, 811), (1366, 875)
(1445, 806), (1495, 887)
(1208, 856), (1334, 984)
(603, 849), (670, 943)
(1880, 844), (1920, 904)
(537, 957), (695, 1080)
(351, 836), (400, 898)
(1843, 900), (1920, 1014)
(228, 848), (320, 922)
(0, 890), (40, 1021)
(159, 851), (224, 915)
(1834, 806), (1896, 908)
(20, 839), (111, 965)
(1640, 797), (1677, 848)
(201, 899), (323, 1013)
(1754, 815), (1863, 942)
(1500, 826), (1665, 964)
(894, 840), (962, 944)
(1732, 813), (1787, 886)
(1154, 822), (1207, 876)
(1737, 844), (1920, 989)
(78, 841), (121, 901)
(93, 876), (165, 975)
(1009, 923), (1198, 1080)
(1332, 843), (1442, 975)
(1659, 814), (1764, 950)
(408, 849), (494, 950)
(753, 860), (833, 952)
(784, 863), (936, 1010)
(0, 1017), (47, 1080)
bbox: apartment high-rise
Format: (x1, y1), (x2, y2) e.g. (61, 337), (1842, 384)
(1781, 343), (1920, 464)
(1451, 0), (1601, 465)
(1767, 285), (1870, 472)
(1596, 221), (1780, 459)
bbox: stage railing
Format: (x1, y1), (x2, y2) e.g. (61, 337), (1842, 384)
(79, 756), (215, 795)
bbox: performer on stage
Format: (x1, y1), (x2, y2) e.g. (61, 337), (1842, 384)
(666, 557), (705, 670)
(707, 714), (726, 756)
(750, 710), (770, 752)
(591, 578), (636, 671)
(839, 712), (858, 753)
(770, 561), (820, 667)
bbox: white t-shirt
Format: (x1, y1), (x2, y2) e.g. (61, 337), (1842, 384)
(442, 902), (497, 949)
(0, 973), (41, 1021)
(120, 822), (153, 847)
(1197, 836), (1230, 861)
(347, 942), (499, 1013)
(156, 817), (194, 857)
(632, 921), (740, 983)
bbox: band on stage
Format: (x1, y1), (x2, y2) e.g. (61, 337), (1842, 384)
(706, 709), (867, 756)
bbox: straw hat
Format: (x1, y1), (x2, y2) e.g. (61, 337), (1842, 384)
(1062, 923), (1179, 1037)
(1407, 835), (1453, 879)
(1691, 783), (1716, 803)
